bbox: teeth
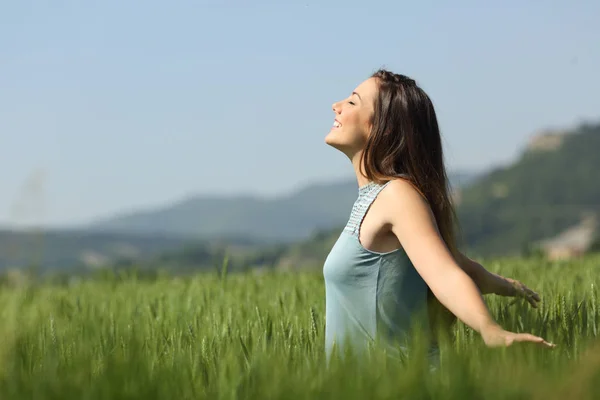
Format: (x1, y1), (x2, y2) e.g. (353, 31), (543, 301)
(333, 121), (341, 128)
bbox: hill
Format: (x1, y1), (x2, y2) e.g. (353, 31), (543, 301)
(7, 116), (598, 273)
(88, 173), (477, 242)
(246, 122), (600, 266)
(0, 173), (474, 272)
(456, 122), (600, 255)
(0, 230), (192, 272)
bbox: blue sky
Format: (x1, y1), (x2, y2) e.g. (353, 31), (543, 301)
(1, 0), (599, 227)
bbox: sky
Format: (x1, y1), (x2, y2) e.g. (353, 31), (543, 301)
(1, 0), (599, 227)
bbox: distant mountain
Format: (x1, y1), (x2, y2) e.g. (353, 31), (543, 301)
(88, 172), (478, 242)
(456, 122), (600, 255)
(0, 115), (600, 270)
(244, 122), (600, 267)
(0, 230), (191, 271)
(0, 172), (475, 272)
(6, 118), (597, 273)
(8, 118), (597, 273)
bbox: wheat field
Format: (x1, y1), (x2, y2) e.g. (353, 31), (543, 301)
(0, 255), (599, 399)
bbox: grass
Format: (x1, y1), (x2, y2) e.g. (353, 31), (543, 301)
(0, 255), (599, 399)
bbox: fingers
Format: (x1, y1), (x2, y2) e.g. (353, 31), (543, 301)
(506, 280), (543, 309)
(524, 288), (541, 302)
(515, 289), (539, 308)
(526, 295), (539, 308)
(515, 283), (541, 308)
(484, 329), (556, 349)
(508, 295), (539, 309)
(513, 333), (556, 348)
(537, 339), (556, 348)
(514, 333), (543, 342)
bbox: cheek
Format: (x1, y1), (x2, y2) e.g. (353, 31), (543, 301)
(354, 113), (372, 140)
(345, 110), (366, 131)
(360, 111), (374, 138)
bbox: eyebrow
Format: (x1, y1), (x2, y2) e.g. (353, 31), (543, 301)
(352, 91), (362, 101)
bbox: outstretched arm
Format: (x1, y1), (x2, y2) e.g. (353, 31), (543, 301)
(457, 253), (541, 308)
(381, 180), (553, 348)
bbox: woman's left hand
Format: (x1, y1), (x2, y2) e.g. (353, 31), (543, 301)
(505, 278), (541, 308)
(457, 254), (542, 308)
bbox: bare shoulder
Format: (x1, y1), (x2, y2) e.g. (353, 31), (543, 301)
(378, 178), (435, 224)
(380, 178), (429, 207)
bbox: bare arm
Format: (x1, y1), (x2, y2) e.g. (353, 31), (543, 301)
(381, 180), (553, 347)
(457, 253), (541, 307)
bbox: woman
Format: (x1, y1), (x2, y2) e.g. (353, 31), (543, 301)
(322, 69), (554, 362)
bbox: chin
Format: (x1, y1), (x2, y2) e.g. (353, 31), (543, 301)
(325, 139), (348, 155)
(325, 131), (342, 148)
(324, 136), (340, 149)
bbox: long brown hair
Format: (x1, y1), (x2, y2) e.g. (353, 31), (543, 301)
(361, 69), (460, 332)
(361, 69), (459, 256)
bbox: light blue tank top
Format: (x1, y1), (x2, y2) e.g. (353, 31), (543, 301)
(323, 181), (431, 360)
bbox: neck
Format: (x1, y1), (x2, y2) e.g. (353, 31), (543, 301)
(351, 150), (370, 188)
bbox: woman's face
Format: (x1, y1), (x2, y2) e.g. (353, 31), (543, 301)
(325, 77), (378, 157)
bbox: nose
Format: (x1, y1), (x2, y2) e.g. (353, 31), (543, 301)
(332, 101), (341, 114)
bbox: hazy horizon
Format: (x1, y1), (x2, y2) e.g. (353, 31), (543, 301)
(2, 1), (599, 228)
